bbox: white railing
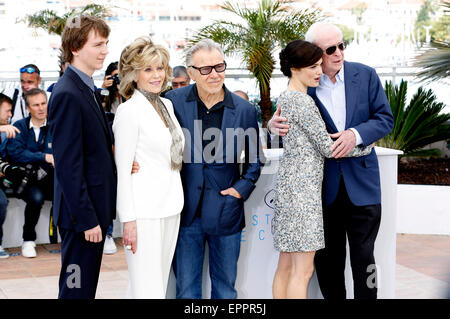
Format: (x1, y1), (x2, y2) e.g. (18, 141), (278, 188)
(0, 66), (433, 93)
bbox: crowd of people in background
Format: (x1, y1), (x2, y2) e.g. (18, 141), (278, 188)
(0, 15), (393, 301)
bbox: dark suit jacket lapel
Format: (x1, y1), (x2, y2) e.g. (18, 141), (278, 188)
(307, 87), (338, 133)
(66, 69), (111, 141)
(220, 104), (236, 154)
(184, 90), (202, 162)
(344, 61), (360, 129)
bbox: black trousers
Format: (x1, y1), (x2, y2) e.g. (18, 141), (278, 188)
(315, 178), (381, 299)
(58, 227), (106, 299)
(22, 175), (53, 241)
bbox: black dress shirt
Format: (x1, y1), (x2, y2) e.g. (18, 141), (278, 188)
(187, 84), (235, 160)
(186, 84), (235, 218)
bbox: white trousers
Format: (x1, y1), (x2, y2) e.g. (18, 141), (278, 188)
(125, 214), (180, 299)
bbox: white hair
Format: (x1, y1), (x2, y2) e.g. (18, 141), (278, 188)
(304, 22), (343, 44)
(185, 39), (224, 67)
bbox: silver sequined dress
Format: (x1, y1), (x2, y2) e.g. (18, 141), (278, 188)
(272, 90), (372, 252)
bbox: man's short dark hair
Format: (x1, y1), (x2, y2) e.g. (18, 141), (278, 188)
(24, 88), (47, 106)
(0, 93), (13, 107)
(173, 65), (190, 79)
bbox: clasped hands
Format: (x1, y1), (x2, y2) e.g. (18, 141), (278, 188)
(268, 105), (357, 158)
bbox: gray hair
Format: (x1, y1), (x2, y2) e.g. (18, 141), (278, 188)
(305, 22), (343, 44)
(185, 39), (224, 67)
(173, 65), (190, 79)
(24, 88), (47, 106)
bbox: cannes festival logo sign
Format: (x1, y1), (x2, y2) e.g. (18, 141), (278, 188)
(264, 189), (275, 209)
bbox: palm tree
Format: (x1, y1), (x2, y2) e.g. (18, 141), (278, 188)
(377, 80), (450, 157)
(21, 4), (112, 75)
(414, 2), (450, 82)
(415, 41), (450, 83)
(186, 0), (319, 126)
(22, 4), (112, 36)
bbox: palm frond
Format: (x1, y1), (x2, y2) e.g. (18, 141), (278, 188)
(186, 22), (246, 56)
(414, 41), (450, 82)
(378, 80), (450, 157)
(22, 4), (112, 36)
(186, 0), (319, 125)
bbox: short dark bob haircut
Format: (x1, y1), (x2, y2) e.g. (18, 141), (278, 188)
(279, 39), (323, 78)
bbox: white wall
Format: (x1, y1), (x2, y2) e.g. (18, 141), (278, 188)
(397, 184), (450, 235)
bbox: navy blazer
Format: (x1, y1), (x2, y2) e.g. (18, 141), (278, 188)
(165, 85), (262, 235)
(8, 116), (53, 173)
(48, 67), (117, 232)
(307, 61), (394, 206)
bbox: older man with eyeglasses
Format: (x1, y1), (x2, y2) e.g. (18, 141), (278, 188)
(268, 22), (393, 299)
(165, 39), (262, 299)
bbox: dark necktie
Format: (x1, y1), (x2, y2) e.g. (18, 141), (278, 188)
(94, 89), (113, 142)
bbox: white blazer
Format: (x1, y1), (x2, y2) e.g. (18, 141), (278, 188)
(113, 90), (185, 223)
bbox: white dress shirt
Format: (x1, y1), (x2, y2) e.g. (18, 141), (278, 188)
(29, 119), (47, 142)
(316, 65), (363, 145)
(113, 90), (185, 223)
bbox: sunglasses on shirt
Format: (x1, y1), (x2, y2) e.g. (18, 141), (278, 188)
(189, 62), (227, 75)
(325, 42), (347, 55)
(20, 67), (40, 75)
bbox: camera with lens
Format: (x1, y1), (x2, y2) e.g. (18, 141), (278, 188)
(0, 161), (36, 196)
(109, 73), (120, 87)
(101, 74), (120, 98)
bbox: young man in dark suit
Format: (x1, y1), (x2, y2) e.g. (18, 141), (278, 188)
(48, 16), (116, 299)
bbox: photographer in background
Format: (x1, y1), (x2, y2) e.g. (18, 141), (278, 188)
(7, 88), (54, 258)
(99, 61), (122, 255)
(0, 93), (21, 258)
(171, 65), (191, 89)
(160, 65), (191, 97)
(100, 61), (123, 116)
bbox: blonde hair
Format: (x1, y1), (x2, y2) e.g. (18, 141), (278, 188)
(119, 36), (172, 100)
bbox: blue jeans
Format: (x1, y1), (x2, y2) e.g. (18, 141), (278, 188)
(173, 217), (241, 299)
(106, 224), (113, 237)
(0, 188), (8, 245)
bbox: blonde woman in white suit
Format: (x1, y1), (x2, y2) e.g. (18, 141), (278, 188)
(113, 37), (184, 298)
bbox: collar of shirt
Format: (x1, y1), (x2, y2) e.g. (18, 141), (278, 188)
(186, 84), (235, 109)
(319, 64), (345, 88)
(68, 64), (96, 93)
(316, 64), (347, 132)
(29, 118), (47, 130)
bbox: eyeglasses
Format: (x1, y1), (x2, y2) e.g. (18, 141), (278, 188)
(189, 62), (227, 75)
(325, 42), (347, 55)
(20, 67), (40, 75)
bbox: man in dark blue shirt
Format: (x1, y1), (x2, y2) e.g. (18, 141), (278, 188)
(0, 93), (20, 258)
(7, 88), (53, 258)
(165, 39), (262, 299)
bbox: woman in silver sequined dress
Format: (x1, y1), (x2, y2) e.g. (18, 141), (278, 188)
(271, 40), (373, 299)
